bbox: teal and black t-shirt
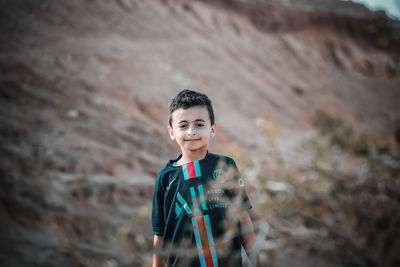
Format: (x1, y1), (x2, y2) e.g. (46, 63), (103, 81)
(152, 152), (252, 267)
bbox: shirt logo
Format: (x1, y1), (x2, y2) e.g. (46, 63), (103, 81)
(212, 169), (225, 182)
(166, 177), (177, 191)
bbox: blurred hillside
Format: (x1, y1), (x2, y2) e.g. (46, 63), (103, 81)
(0, 0), (399, 266)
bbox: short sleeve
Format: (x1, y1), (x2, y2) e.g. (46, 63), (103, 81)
(228, 158), (253, 211)
(152, 170), (166, 235)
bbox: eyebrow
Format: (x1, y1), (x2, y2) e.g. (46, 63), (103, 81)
(178, 119), (206, 124)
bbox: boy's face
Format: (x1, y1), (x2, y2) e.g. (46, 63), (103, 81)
(168, 106), (216, 155)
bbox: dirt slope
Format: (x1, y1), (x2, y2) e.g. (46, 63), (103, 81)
(0, 0), (399, 266)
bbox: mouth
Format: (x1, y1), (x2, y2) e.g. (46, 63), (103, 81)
(184, 139), (201, 142)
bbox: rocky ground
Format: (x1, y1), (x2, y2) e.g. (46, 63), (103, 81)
(0, 0), (399, 266)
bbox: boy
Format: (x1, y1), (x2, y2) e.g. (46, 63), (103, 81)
(152, 89), (260, 267)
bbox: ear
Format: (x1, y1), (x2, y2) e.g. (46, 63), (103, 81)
(168, 125), (176, 140)
(210, 123), (217, 137)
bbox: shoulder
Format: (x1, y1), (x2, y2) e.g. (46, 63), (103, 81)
(157, 161), (174, 177)
(155, 159), (178, 184)
(208, 152), (237, 167)
(208, 152), (235, 162)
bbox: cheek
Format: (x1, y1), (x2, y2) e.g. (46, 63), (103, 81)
(197, 127), (211, 135)
(174, 131), (186, 138)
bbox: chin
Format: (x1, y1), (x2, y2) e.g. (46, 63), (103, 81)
(186, 146), (201, 151)
(186, 145), (206, 151)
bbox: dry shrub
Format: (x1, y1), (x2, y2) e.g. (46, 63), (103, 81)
(244, 111), (400, 267)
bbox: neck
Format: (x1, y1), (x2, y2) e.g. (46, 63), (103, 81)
(178, 149), (208, 165)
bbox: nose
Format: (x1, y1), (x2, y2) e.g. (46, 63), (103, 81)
(187, 126), (197, 136)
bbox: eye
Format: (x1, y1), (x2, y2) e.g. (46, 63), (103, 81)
(196, 123), (205, 127)
(179, 124), (188, 129)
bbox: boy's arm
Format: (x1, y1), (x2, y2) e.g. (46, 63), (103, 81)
(240, 212), (261, 267)
(153, 234), (164, 267)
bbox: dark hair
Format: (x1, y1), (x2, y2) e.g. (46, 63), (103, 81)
(168, 89), (215, 126)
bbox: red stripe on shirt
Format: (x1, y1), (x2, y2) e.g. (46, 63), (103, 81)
(187, 162), (197, 178)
